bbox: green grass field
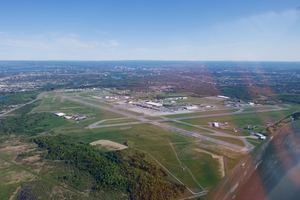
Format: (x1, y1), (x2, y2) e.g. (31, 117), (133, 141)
(180, 108), (297, 131)
(246, 138), (262, 146)
(54, 123), (221, 191)
(4, 91), (292, 198)
(30, 92), (223, 191)
(33, 92), (125, 129)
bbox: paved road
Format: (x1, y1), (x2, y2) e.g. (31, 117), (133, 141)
(0, 99), (38, 118)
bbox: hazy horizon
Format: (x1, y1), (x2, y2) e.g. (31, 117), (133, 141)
(0, 60), (300, 63)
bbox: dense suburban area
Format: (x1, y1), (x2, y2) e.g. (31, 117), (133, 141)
(0, 61), (300, 200)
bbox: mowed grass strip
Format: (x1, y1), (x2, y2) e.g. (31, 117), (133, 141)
(172, 142), (221, 189)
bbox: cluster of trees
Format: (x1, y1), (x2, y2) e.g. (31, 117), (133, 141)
(276, 94), (300, 104)
(0, 101), (65, 135)
(0, 91), (38, 110)
(0, 112), (65, 135)
(292, 112), (300, 120)
(33, 135), (185, 200)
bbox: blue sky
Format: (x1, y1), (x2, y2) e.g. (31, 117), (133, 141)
(0, 0), (299, 61)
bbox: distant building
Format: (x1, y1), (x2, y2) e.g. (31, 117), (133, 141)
(64, 115), (72, 120)
(217, 95), (230, 99)
(253, 132), (266, 140)
(249, 102), (255, 106)
(146, 101), (163, 107)
(185, 105), (198, 110)
(291, 112), (300, 120)
(165, 96), (188, 100)
(54, 112), (66, 117)
(212, 122), (220, 128)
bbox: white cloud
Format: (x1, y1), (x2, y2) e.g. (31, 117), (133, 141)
(105, 8), (300, 61)
(190, 8), (300, 61)
(214, 8), (300, 39)
(101, 40), (120, 48)
(0, 33), (121, 60)
(0, 34), (119, 49)
(53, 36), (99, 49)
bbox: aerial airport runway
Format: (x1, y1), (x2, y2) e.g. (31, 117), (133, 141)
(62, 95), (287, 153)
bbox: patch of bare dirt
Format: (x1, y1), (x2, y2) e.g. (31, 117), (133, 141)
(90, 140), (128, 151)
(9, 186), (20, 200)
(22, 155), (41, 163)
(5, 171), (34, 185)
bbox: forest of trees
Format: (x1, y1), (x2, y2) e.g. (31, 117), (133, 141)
(0, 101), (66, 136)
(33, 135), (186, 200)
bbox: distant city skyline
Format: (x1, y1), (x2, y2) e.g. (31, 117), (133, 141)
(0, 0), (300, 61)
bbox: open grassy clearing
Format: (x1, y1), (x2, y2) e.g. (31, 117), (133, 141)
(196, 143), (246, 171)
(0, 156), (33, 200)
(246, 138), (262, 146)
(144, 116), (163, 120)
(0, 137), (127, 200)
(172, 143), (221, 189)
(202, 125), (240, 135)
(35, 93), (122, 118)
(180, 108), (297, 133)
(0, 139), (49, 200)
